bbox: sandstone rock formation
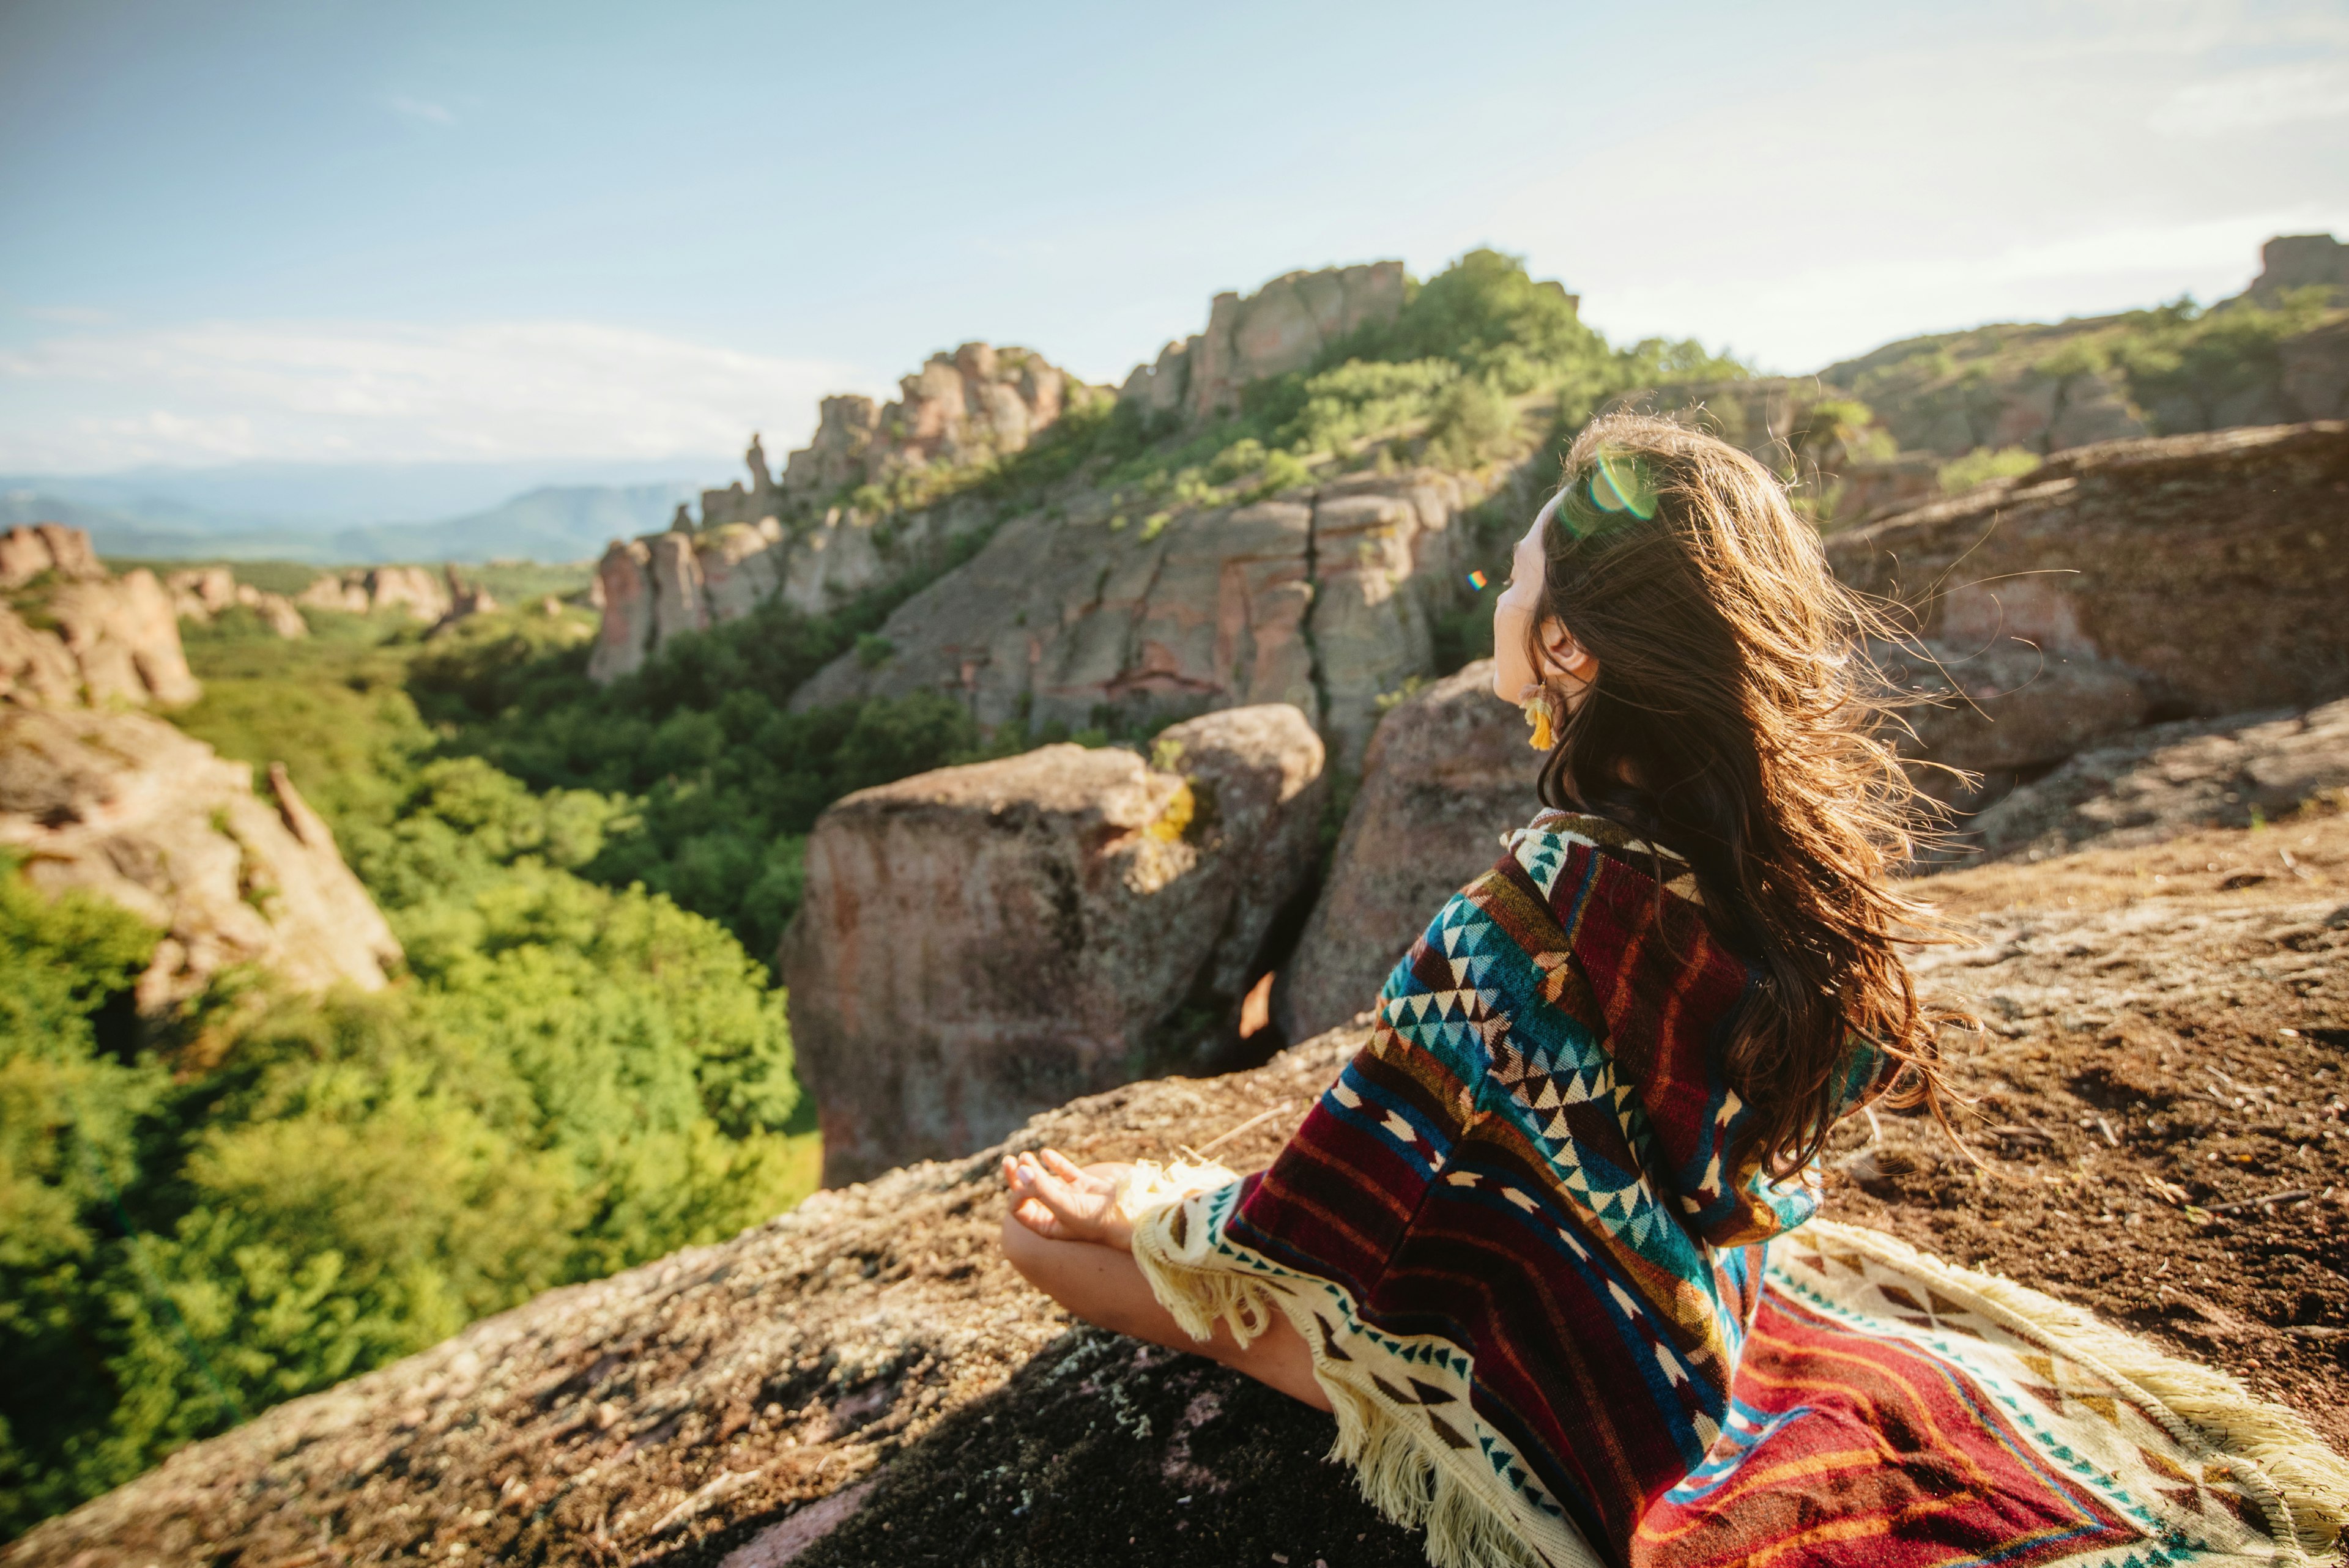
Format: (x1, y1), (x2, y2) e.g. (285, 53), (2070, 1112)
(1828, 423), (2349, 801)
(781, 704), (1326, 1185)
(585, 495), (1017, 682)
(2, 527), (201, 709)
(165, 564), (236, 618)
(699, 346), (1085, 533)
(295, 564), (453, 622)
(1965, 697), (2349, 863)
(2251, 232), (2349, 299)
(789, 467), (1486, 767)
(425, 564), (498, 637)
(0, 706), (401, 1008)
(585, 517), (767, 679)
(0, 522), (105, 588)
(238, 584), (310, 639)
(0, 605), (81, 706)
(585, 268), (1415, 689)
(1118, 262), (1408, 423)
(1275, 659), (1540, 1041)
(166, 567), (309, 639)
(45, 571), (205, 707)
(13, 808), (2347, 1568)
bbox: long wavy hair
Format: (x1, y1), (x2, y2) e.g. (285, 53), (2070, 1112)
(1523, 413), (1965, 1176)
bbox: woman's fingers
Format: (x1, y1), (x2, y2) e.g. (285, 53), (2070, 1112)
(1012, 1195), (1062, 1236)
(1041, 1148), (1088, 1184)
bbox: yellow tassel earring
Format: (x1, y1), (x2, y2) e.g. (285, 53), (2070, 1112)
(1523, 692), (1554, 752)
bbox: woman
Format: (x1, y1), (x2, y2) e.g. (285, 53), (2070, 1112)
(998, 414), (1959, 1568)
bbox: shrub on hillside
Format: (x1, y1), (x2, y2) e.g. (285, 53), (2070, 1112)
(1938, 445), (2042, 494)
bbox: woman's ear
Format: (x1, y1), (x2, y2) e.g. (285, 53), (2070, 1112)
(1539, 618), (1597, 679)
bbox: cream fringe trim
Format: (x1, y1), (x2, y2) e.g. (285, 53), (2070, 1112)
(1122, 1163), (1576, 1568)
(1122, 1172), (2348, 1568)
(1808, 1219), (2349, 1562)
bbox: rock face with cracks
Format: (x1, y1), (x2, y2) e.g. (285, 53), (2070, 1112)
(1116, 261), (1408, 423)
(1276, 658), (1539, 1043)
(582, 266), (1419, 692)
(787, 466), (1484, 769)
(588, 346), (1088, 684)
(701, 345), (1083, 530)
(781, 703), (1327, 1185)
(13, 808), (2348, 1568)
(1824, 423), (2349, 807)
(1966, 697), (2349, 862)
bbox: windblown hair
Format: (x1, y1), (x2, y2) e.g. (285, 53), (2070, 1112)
(1525, 413), (1965, 1176)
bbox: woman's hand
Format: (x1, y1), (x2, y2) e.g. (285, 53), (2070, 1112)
(1001, 1148), (1135, 1251)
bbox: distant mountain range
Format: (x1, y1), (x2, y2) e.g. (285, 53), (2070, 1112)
(0, 462), (719, 564)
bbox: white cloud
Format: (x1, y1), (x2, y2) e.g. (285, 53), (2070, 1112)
(0, 320), (868, 472)
(386, 94), (457, 125)
(2152, 61), (2349, 133)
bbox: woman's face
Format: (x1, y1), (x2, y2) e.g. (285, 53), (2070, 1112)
(1491, 489), (1596, 707)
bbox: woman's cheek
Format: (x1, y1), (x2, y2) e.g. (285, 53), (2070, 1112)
(1491, 601), (1532, 695)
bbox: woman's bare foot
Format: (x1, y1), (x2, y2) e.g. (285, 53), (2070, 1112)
(1000, 1148), (1134, 1250)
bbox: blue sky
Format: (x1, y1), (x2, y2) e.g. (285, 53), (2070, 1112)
(2, 0), (2345, 485)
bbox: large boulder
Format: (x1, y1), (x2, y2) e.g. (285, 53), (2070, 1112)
(781, 704), (1326, 1185)
(1964, 697), (2349, 863)
(1828, 423), (2349, 799)
(1276, 660), (1540, 1041)
(0, 706), (401, 1008)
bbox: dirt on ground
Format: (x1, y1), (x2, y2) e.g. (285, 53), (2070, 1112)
(1836, 809), (2349, 1452)
(8, 813), (2346, 1568)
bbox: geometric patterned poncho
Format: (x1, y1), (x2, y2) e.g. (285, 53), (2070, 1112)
(1127, 810), (2348, 1568)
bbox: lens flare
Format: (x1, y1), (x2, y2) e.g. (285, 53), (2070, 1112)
(1466, 569), (1489, 591)
(1590, 454), (1659, 520)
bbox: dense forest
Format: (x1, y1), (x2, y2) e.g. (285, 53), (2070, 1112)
(0, 612), (807, 1533)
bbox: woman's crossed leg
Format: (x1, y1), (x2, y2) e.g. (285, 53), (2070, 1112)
(997, 1148), (1329, 1413)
